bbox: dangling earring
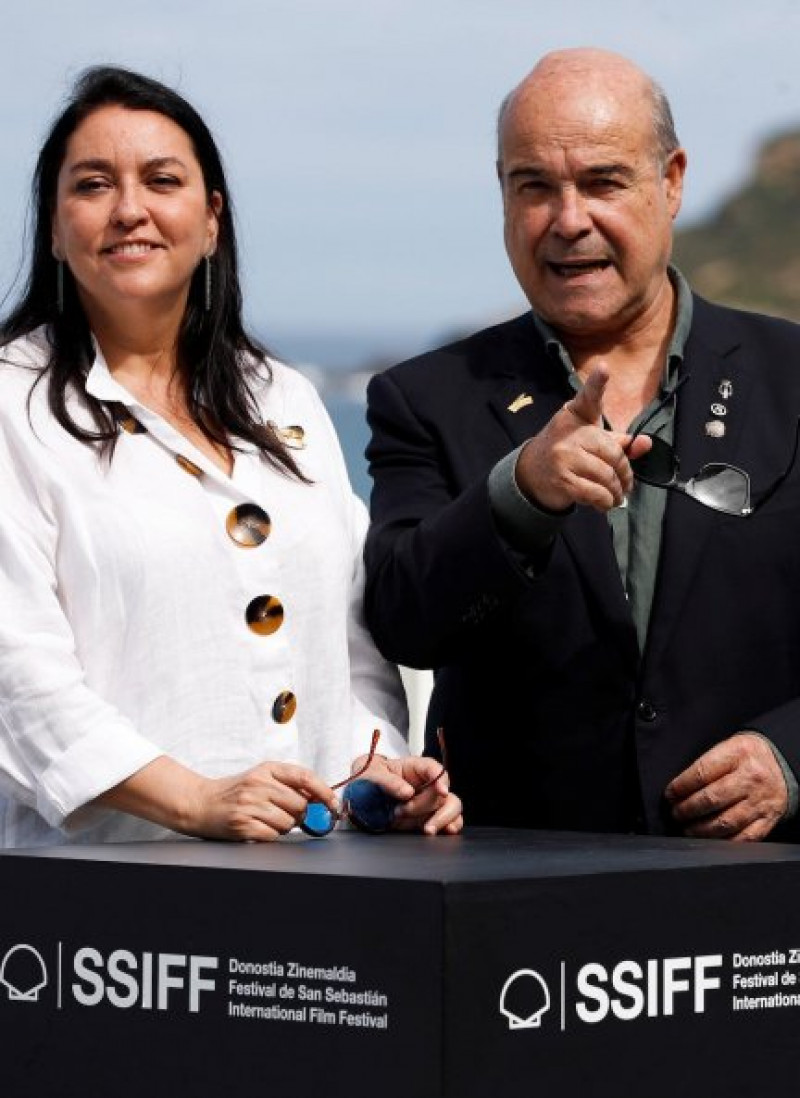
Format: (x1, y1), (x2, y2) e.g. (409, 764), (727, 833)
(204, 254), (212, 312)
(56, 260), (64, 315)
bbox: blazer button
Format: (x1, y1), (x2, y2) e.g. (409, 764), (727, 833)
(119, 413), (145, 434)
(176, 454), (204, 477)
(637, 700), (657, 723)
(272, 691), (297, 724)
(246, 595), (284, 635)
(226, 503), (271, 547)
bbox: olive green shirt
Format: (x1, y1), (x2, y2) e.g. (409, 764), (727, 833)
(545, 268), (693, 652)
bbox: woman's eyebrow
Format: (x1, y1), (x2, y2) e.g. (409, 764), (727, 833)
(67, 155), (187, 174)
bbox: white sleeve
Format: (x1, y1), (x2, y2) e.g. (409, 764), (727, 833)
(346, 495), (409, 760)
(0, 418), (161, 828)
(297, 372), (409, 760)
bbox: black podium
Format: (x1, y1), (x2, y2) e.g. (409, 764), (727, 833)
(2, 828), (800, 1097)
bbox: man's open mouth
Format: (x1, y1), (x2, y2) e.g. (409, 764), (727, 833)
(547, 260), (611, 277)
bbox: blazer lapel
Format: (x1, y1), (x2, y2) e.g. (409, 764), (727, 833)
(485, 329), (638, 666)
(487, 375), (565, 450)
(644, 309), (755, 665)
(561, 506), (641, 668)
(484, 316), (570, 450)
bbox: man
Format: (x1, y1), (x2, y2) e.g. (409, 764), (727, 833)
(364, 48), (800, 840)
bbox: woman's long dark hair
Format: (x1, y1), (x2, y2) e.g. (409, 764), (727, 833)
(1, 65), (304, 477)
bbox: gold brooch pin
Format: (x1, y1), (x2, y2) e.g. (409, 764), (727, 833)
(271, 423), (306, 449)
(507, 393), (534, 414)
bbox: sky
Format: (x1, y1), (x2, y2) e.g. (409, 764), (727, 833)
(2, 0), (800, 365)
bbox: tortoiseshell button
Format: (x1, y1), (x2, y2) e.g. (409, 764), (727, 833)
(176, 454), (203, 477)
(119, 414), (145, 434)
(226, 503), (271, 548)
(110, 402), (146, 434)
(272, 691), (297, 724)
(246, 595), (284, 636)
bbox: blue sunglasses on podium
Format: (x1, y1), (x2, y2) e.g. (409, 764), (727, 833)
(301, 729), (448, 837)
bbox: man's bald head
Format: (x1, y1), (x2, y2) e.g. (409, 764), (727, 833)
(497, 48), (679, 169)
(495, 46), (687, 342)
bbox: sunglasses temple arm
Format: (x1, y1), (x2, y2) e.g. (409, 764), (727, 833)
(624, 372), (691, 451)
(334, 727), (449, 799)
(436, 725), (449, 774)
(331, 728), (382, 791)
(413, 727), (448, 794)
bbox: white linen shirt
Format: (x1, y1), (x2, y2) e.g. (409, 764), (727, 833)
(0, 330), (407, 847)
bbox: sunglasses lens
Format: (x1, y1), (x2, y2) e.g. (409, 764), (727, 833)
(343, 778), (397, 834)
(301, 801), (337, 837)
(685, 466), (750, 514)
(631, 435), (676, 486)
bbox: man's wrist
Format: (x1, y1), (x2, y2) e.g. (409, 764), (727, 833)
(488, 446), (572, 553)
(747, 731), (799, 819)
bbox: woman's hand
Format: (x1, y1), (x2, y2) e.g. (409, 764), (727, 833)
(96, 756), (338, 841)
(350, 753), (463, 835)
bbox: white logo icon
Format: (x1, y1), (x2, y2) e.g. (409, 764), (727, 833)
(499, 968), (550, 1029)
(0, 944), (48, 1002)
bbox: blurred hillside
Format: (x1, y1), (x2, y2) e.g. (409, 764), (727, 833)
(675, 129), (800, 319)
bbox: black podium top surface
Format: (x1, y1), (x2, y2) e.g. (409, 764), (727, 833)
(4, 827), (800, 884)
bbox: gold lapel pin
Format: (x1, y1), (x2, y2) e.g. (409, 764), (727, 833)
(507, 393), (534, 414)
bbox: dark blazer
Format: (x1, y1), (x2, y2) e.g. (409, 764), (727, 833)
(364, 297), (800, 837)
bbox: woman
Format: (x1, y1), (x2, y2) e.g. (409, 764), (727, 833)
(0, 66), (462, 846)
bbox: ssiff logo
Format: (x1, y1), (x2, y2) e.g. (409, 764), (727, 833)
(499, 969), (550, 1029)
(0, 944), (48, 1002)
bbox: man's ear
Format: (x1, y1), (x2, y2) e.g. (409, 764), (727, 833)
(664, 148), (687, 220)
